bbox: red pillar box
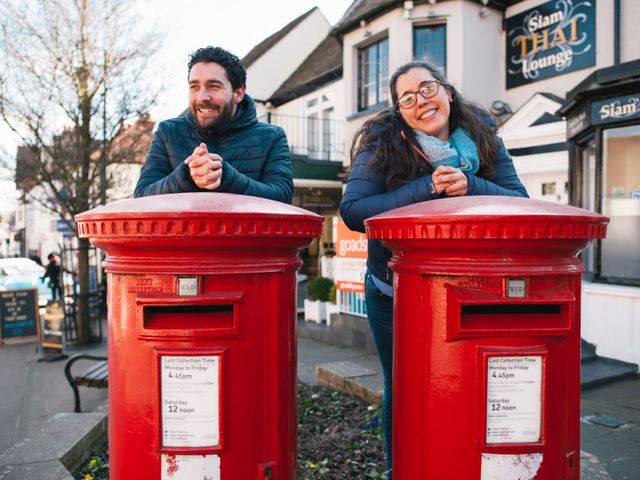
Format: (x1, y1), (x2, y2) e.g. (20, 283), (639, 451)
(76, 193), (323, 480)
(365, 196), (608, 480)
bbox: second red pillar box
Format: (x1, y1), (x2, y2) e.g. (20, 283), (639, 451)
(77, 193), (323, 480)
(365, 196), (608, 479)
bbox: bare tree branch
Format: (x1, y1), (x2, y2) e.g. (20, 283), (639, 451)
(0, 0), (163, 343)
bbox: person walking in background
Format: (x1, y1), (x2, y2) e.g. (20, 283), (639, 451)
(42, 253), (63, 302)
(339, 61), (528, 478)
(134, 46), (293, 203)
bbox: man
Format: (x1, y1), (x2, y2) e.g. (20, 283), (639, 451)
(134, 46), (293, 203)
(41, 253), (63, 302)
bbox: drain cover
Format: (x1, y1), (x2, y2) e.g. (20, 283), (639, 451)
(581, 414), (627, 428)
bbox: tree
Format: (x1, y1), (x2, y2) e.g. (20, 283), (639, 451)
(0, 0), (162, 343)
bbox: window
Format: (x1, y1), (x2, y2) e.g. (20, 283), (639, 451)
(414, 24), (446, 73)
(601, 126), (640, 282)
(307, 113), (319, 156)
(322, 108), (335, 160)
(541, 182), (556, 195)
(357, 38), (389, 111)
(580, 140), (597, 274)
(581, 126), (640, 284)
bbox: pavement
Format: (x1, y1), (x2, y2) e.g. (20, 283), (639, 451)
(0, 331), (638, 479)
(0, 341), (108, 457)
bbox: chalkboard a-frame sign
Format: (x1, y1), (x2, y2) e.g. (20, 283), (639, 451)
(0, 289), (41, 345)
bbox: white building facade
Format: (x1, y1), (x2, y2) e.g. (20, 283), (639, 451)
(328, 0), (640, 365)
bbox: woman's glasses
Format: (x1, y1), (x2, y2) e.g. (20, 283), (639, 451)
(396, 81), (441, 109)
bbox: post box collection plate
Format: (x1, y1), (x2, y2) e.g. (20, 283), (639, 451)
(161, 356), (220, 448)
(486, 356), (542, 444)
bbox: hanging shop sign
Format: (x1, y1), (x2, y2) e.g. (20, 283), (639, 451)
(506, 0), (596, 89)
(566, 105), (590, 139)
(591, 93), (640, 126)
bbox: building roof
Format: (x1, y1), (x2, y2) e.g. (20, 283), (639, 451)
(331, 0), (398, 35)
(332, 0), (514, 35)
(15, 146), (39, 191)
(268, 34), (343, 106)
(110, 114), (155, 165)
(539, 92), (565, 104)
(242, 7), (317, 68)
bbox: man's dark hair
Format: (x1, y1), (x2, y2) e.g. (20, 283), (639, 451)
(188, 46), (246, 90)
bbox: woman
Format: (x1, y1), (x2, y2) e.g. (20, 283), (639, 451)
(339, 61), (528, 477)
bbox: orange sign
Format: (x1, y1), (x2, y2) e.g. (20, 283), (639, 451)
(335, 219), (367, 293)
(336, 280), (364, 293)
(336, 220), (367, 259)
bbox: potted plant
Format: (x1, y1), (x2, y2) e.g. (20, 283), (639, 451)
(304, 277), (334, 324)
(325, 284), (339, 326)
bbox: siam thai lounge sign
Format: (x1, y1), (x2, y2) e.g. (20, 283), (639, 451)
(506, 0), (596, 89)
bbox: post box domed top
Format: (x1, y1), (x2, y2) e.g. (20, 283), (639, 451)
(365, 196), (608, 241)
(76, 192), (324, 240)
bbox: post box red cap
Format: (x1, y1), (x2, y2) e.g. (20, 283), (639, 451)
(365, 196), (608, 241)
(76, 192), (323, 239)
(75, 192), (324, 274)
(365, 196), (608, 275)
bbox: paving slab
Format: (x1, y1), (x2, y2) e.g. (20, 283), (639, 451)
(297, 336), (375, 385)
(0, 411), (106, 479)
(581, 377), (640, 480)
(316, 359), (383, 404)
(0, 342), (108, 457)
(580, 451), (613, 480)
(0, 460), (74, 480)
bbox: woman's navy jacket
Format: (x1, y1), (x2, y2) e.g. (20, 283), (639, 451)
(340, 131), (528, 287)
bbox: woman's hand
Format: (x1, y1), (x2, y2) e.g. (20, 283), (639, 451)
(432, 166), (468, 197)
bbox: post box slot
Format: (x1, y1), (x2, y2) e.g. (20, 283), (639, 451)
(144, 304), (234, 330)
(461, 303), (566, 331)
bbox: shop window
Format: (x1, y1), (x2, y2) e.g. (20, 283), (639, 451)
(579, 140), (597, 274)
(413, 24), (446, 74)
(581, 126), (640, 284)
(357, 37), (389, 111)
(601, 126), (640, 282)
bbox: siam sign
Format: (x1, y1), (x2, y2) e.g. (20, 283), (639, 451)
(591, 93), (640, 126)
(506, 0), (596, 89)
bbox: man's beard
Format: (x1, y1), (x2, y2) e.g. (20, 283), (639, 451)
(191, 100), (234, 129)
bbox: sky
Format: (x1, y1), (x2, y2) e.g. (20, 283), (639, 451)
(0, 0), (355, 214)
(137, 0), (354, 121)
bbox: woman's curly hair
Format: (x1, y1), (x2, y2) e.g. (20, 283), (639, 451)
(349, 61), (498, 190)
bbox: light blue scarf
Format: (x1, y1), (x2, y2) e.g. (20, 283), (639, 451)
(413, 128), (479, 174)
